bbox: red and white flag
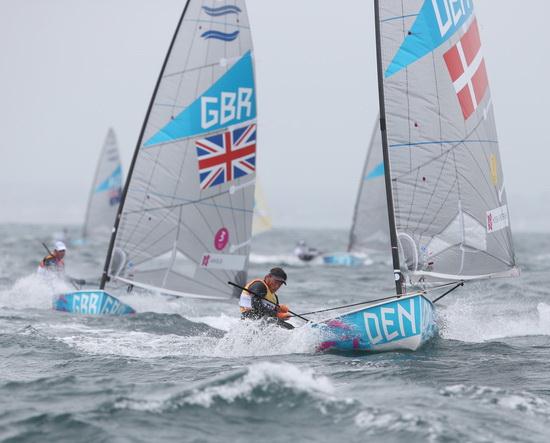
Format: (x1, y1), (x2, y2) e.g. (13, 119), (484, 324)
(443, 18), (489, 120)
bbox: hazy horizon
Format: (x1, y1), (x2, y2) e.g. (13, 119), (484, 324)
(1, 1), (549, 231)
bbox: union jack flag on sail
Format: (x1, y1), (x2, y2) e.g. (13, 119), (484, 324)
(443, 18), (489, 120)
(195, 122), (256, 190)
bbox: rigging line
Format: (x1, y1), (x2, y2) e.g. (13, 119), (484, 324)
(191, 192), (235, 285)
(161, 141), (192, 286)
(407, 47), (446, 235)
(100, 1), (192, 289)
(390, 139), (498, 149)
(121, 216), (180, 261)
(462, 126), (515, 256)
(169, 2), (202, 118)
(298, 281), (463, 317)
(183, 18), (250, 29)
(391, 111), (491, 180)
(162, 60), (229, 80)
(421, 235), (514, 269)
(124, 188), (253, 215)
(416, 177), (458, 239)
(120, 145), (172, 249)
(411, 149), (453, 235)
(432, 281), (464, 304)
(381, 13), (418, 23)
(455, 171), (514, 260)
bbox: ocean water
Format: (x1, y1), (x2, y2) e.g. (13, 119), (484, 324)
(1, 224), (550, 442)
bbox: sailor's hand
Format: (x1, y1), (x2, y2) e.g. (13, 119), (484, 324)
(277, 311), (291, 320)
(278, 304), (289, 313)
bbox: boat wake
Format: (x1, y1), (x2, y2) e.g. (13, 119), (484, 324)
(439, 297), (550, 342)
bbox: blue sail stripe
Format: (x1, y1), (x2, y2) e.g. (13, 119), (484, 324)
(390, 139), (499, 149)
(201, 30), (240, 42)
(202, 5), (242, 16)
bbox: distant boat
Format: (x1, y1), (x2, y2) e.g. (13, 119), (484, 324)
(82, 128), (123, 240)
(323, 119), (388, 266)
(316, 0), (518, 351)
(54, 0), (257, 314)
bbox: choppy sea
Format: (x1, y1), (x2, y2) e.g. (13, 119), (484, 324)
(1, 224), (550, 442)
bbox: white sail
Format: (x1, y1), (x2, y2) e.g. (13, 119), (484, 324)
(348, 119), (390, 253)
(376, 0), (517, 285)
(101, 1), (257, 300)
(82, 128), (123, 239)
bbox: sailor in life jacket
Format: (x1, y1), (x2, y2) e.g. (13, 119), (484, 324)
(37, 241), (66, 277)
(239, 267), (292, 323)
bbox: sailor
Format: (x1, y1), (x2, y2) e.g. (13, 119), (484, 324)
(293, 240), (320, 262)
(239, 267), (293, 329)
(37, 241), (66, 276)
(37, 241), (86, 286)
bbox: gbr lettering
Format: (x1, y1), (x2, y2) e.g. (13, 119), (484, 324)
(201, 87), (253, 129)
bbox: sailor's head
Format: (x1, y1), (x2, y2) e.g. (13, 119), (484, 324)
(297, 240), (306, 246)
(54, 241), (66, 259)
(265, 267), (287, 292)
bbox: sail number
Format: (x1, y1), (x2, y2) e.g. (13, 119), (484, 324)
(432, 0), (473, 38)
(201, 87), (254, 130)
(363, 298), (418, 345)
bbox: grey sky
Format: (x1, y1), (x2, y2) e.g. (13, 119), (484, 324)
(1, 1), (548, 231)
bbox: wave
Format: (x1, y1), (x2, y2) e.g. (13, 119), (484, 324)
(201, 30), (240, 42)
(112, 361), (335, 412)
(53, 315), (320, 359)
(0, 273), (72, 311)
(441, 384), (550, 418)
(202, 5), (242, 17)
(438, 296), (550, 342)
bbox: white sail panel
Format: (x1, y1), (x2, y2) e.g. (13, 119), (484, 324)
(106, 1), (256, 299)
(83, 128), (123, 239)
(348, 119), (390, 253)
(252, 179), (272, 236)
(378, 0), (517, 283)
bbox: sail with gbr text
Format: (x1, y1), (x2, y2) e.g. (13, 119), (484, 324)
(101, 1), (257, 299)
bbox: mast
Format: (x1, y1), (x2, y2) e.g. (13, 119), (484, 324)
(100, 3), (190, 290)
(373, 0), (403, 296)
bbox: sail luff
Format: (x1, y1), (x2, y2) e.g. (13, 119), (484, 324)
(374, 0), (403, 295)
(82, 128), (122, 240)
(101, 1), (257, 299)
(100, 4), (191, 289)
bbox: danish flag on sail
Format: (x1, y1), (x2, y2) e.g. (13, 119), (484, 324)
(443, 18), (489, 120)
(195, 122), (256, 190)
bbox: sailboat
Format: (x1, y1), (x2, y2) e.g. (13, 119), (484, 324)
(53, 0), (257, 314)
(82, 128), (124, 241)
(316, 0), (518, 351)
(323, 119), (388, 266)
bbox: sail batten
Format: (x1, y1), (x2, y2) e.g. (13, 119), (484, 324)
(375, 1), (516, 285)
(101, 1), (256, 300)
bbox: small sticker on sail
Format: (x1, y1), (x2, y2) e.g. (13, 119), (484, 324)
(486, 205), (509, 233)
(200, 253), (246, 270)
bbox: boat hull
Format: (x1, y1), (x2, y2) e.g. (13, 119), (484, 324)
(316, 294), (436, 352)
(322, 253), (365, 267)
(53, 290), (135, 316)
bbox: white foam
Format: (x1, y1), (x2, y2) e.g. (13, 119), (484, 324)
(441, 384), (550, 417)
(0, 273), (72, 310)
(182, 361), (334, 407)
(439, 297), (550, 342)
(210, 320), (321, 357)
